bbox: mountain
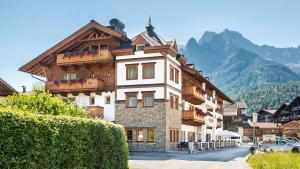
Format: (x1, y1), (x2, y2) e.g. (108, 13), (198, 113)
(234, 81), (300, 114)
(182, 29), (300, 93)
(187, 29), (300, 74)
(210, 49), (300, 93)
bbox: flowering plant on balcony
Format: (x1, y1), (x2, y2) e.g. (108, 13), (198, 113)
(70, 79), (78, 84)
(53, 80), (60, 85)
(60, 80), (68, 83)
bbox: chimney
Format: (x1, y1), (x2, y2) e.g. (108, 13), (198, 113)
(109, 18), (127, 37)
(22, 86), (26, 93)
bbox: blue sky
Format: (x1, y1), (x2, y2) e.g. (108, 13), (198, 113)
(1, 0), (300, 91)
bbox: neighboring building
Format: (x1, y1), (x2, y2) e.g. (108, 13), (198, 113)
(256, 109), (276, 122)
(236, 121), (282, 140)
(19, 18), (233, 151)
(281, 120), (300, 138)
(223, 102), (248, 122)
(0, 78), (17, 97)
(274, 96), (300, 125)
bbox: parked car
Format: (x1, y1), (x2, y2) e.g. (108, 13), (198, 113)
(259, 138), (300, 153)
(284, 137), (300, 143)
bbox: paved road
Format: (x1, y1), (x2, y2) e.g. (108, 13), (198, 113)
(129, 146), (251, 169)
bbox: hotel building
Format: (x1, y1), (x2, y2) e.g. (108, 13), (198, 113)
(20, 18), (233, 151)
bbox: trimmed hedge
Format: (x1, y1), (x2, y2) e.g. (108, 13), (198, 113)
(0, 109), (128, 169)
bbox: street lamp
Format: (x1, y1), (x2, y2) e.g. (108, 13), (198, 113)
(252, 112), (258, 146)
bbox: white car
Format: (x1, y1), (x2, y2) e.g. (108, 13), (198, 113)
(284, 137), (300, 143)
(259, 138), (293, 152)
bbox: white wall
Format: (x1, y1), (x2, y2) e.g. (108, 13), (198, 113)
(67, 92), (115, 121)
(116, 51), (162, 60)
(117, 87), (164, 100)
(117, 59), (165, 86)
(166, 54), (181, 91)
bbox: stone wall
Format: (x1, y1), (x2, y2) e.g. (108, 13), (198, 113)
(115, 101), (168, 151)
(165, 101), (182, 151)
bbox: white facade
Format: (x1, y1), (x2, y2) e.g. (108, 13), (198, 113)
(63, 91), (115, 121)
(116, 51), (181, 102)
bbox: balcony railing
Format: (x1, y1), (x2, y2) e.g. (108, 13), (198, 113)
(85, 106), (104, 119)
(46, 78), (104, 93)
(57, 50), (112, 65)
(182, 108), (205, 124)
(182, 86), (205, 104)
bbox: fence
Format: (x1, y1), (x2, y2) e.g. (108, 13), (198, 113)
(178, 141), (238, 152)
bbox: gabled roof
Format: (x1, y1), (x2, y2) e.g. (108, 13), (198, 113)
(285, 96), (300, 111)
(131, 17), (178, 53)
(274, 103), (289, 116)
(257, 109), (277, 115)
(19, 20), (128, 77)
(0, 78), (17, 96)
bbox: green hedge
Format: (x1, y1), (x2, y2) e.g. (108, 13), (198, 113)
(0, 109), (128, 169)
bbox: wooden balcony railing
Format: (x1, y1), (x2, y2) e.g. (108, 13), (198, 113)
(85, 106), (104, 119)
(57, 50), (112, 65)
(46, 78), (104, 93)
(182, 109), (205, 125)
(182, 86), (205, 104)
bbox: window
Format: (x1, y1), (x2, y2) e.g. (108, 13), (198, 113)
(175, 96), (179, 110)
(136, 129), (144, 142)
(170, 95), (174, 109)
(63, 73), (77, 80)
(170, 129), (173, 142)
(170, 129), (179, 142)
(143, 93), (154, 107)
(89, 97), (95, 105)
(126, 129), (133, 142)
(105, 96), (111, 104)
(136, 44), (145, 51)
(175, 69), (179, 84)
(126, 93), (138, 108)
(142, 63), (155, 79)
(106, 69), (111, 77)
(90, 71), (96, 78)
(68, 97), (75, 103)
(170, 67), (174, 81)
(91, 44), (99, 51)
(126, 64), (138, 80)
(147, 129), (155, 142)
(99, 44), (108, 50)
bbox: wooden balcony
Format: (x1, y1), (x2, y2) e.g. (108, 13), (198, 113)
(46, 78), (104, 93)
(57, 50), (112, 65)
(182, 109), (205, 126)
(182, 86), (205, 104)
(85, 106), (104, 119)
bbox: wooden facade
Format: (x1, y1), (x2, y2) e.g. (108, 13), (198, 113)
(0, 78), (17, 96)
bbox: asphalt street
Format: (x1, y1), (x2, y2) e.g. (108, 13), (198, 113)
(129, 146), (251, 169)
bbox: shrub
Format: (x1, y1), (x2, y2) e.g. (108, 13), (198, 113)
(248, 152), (300, 169)
(0, 108), (129, 169)
(1, 91), (86, 117)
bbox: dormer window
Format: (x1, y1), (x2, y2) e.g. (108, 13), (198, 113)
(136, 44), (145, 51)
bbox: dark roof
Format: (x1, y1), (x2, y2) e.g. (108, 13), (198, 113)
(285, 96), (300, 111)
(0, 78), (17, 96)
(274, 103), (289, 116)
(257, 109), (277, 115)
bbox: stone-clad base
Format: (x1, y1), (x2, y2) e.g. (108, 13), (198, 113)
(115, 101), (181, 152)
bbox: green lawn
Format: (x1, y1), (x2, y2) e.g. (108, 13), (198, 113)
(248, 152), (300, 169)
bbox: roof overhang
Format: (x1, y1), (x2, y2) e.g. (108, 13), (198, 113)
(19, 20), (128, 77)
